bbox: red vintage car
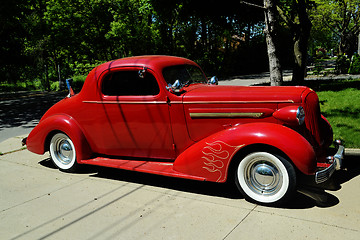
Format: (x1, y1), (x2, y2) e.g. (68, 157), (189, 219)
(25, 55), (344, 205)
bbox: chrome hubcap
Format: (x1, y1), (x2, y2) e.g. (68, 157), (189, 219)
(54, 138), (74, 165)
(253, 164), (276, 186)
(245, 159), (282, 196)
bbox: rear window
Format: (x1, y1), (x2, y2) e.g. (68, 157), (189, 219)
(102, 71), (160, 96)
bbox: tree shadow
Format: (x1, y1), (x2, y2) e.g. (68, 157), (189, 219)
(0, 91), (66, 131)
(283, 79), (360, 91)
(254, 79), (360, 92)
(324, 107), (360, 120)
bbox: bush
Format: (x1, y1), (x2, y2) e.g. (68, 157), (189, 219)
(69, 61), (104, 76)
(335, 55), (350, 74)
(71, 75), (87, 92)
(348, 54), (360, 74)
(316, 48), (326, 58)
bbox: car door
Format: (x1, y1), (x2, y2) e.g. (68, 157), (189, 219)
(95, 67), (175, 160)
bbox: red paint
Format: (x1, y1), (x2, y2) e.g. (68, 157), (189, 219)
(26, 55), (334, 184)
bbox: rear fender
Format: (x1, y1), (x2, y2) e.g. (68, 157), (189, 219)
(173, 122), (316, 182)
(26, 114), (92, 161)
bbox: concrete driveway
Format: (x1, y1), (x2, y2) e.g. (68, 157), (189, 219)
(0, 136), (359, 240)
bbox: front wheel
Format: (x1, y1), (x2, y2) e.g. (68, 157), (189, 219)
(49, 133), (78, 172)
(235, 152), (296, 205)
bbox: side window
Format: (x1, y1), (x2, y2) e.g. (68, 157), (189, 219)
(102, 70), (160, 96)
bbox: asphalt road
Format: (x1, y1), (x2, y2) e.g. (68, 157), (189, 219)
(0, 91), (66, 143)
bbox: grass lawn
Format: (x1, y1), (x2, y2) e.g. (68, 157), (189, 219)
(302, 79), (360, 148)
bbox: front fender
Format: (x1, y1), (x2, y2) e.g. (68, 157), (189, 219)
(26, 114), (92, 161)
(173, 123), (316, 182)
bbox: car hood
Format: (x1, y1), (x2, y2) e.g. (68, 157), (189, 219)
(182, 85), (308, 103)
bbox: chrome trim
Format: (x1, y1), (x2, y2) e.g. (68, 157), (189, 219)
(315, 144), (344, 184)
(84, 100), (295, 105)
(183, 100), (294, 104)
(83, 101), (167, 104)
(190, 112), (263, 118)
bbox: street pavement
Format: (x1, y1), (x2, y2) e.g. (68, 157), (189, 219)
(0, 135), (360, 239)
(0, 91), (66, 143)
(1, 75), (360, 239)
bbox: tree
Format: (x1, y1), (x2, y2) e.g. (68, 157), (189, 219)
(277, 0), (314, 83)
(2, 0), (268, 86)
(0, 0), (29, 83)
(264, 0), (283, 86)
(311, 0), (360, 57)
(240, 0), (283, 86)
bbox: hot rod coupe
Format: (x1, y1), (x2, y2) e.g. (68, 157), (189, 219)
(25, 55), (344, 205)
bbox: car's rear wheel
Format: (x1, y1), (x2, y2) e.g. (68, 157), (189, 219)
(49, 133), (78, 172)
(235, 152), (296, 205)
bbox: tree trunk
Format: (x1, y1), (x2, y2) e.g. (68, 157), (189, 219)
(292, 27), (310, 82)
(292, 0), (312, 83)
(264, 0), (283, 86)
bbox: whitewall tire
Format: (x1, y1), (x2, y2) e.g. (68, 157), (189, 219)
(49, 133), (78, 172)
(235, 152), (296, 205)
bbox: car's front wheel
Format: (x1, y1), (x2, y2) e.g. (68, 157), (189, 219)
(235, 152), (296, 205)
(49, 133), (78, 172)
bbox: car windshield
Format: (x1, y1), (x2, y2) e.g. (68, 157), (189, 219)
(162, 64), (207, 86)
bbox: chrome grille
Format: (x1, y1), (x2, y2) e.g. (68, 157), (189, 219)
(315, 161), (336, 183)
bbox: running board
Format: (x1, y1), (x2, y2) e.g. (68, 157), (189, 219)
(80, 157), (206, 181)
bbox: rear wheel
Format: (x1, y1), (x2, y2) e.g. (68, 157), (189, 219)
(235, 152), (296, 205)
(49, 133), (78, 172)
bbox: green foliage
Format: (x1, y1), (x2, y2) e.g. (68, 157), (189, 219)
(317, 86), (360, 148)
(335, 55), (350, 74)
(1, 0), (269, 90)
(310, 0), (360, 56)
(69, 61), (104, 76)
(71, 75), (87, 92)
(284, 78), (360, 148)
(348, 54), (360, 74)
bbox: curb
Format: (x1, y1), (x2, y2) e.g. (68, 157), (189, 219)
(305, 74), (360, 81)
(0, 135), (28, 155)
(344, 148), (360, 156)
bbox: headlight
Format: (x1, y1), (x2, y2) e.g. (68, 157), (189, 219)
(273, 106), (305, 126)
(296, 106), (305, 125)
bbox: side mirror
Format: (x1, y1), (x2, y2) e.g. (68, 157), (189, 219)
(208, 76), (218, 85)
(166, 79), (183, 93)
(138, 67), (148, 78)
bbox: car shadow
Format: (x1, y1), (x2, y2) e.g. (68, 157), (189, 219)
(38, 154), (360, 209)
(91, 166), (242, 200)
(291, 154), (360, 209)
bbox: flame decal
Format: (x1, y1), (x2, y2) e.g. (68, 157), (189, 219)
(202, 141), (244, 182)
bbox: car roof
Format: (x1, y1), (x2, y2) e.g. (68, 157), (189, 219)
(99, 55), (198, 70)
(80, 55), (200, 98)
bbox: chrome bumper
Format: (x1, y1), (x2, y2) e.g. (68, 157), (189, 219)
(315, 141), (344, 184)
